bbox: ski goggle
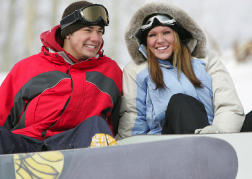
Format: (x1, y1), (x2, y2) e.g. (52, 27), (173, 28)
(60, 4), (109, 30)
(140, 14), (176, 31)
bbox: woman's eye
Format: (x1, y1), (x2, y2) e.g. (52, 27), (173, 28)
(164, 31), (170, 34)
(149, 34), (156, 37)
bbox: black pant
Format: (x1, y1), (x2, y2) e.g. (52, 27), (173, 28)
(161, 93), (252, 134)
(241, 110), (252, 132)
(162, 93), (210, 134)
(0, 116), (113, 154)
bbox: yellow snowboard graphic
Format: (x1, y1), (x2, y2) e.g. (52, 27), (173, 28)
(13, 151), (64, 179)
(90, 133), (117, 147)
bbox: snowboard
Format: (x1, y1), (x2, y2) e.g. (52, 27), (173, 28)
(0, 136), (238, 179)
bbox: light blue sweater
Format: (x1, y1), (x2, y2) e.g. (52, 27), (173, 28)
(132, 59), (214, 135)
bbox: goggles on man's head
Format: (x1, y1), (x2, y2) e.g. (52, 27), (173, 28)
(60, 4), (109, 30)
(140, 14), (176, 31)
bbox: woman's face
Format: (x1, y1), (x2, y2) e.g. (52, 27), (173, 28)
(147, 26), (175, 60)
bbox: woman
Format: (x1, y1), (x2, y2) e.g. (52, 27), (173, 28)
(116, 1), (246, 140)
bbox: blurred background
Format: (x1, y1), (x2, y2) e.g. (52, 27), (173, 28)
(0, 0), (252, 113)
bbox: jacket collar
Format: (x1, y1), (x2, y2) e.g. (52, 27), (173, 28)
(41, 46), (104, 69)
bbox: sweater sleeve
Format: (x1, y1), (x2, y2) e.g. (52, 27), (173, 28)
(202, 51), (245, 132)
(116, 61), (150, 140)
(0, 70), (21, 128)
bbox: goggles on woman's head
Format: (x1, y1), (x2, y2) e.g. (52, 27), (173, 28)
(140, 14), (176, 31)
(60, 4), (109, 30)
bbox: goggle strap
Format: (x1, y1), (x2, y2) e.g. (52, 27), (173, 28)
(60, 11), (80, 30)
(60, 5), (109, 30)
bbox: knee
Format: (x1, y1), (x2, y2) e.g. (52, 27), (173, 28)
(167, 94), (195, 111)
(0, 126), (12, 140)
(85, 116), (105, 123)
(79, 116), (106, 127)
(169, 94), (205, 112)
(170, 93), (190, 104)
(0, 126), (7, 134)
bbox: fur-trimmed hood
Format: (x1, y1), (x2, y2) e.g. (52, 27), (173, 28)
(125, 1), (207, 64)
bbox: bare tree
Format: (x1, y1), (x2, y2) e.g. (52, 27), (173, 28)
(234, 40), (252, 62)
(52, 0), (60, 27)
(1, 0), (15, 72)
(205, 30), (221, 56)
(25, 0), (37, 58)
(106, 0), (121, 64)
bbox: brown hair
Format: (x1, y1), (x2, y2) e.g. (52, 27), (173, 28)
(147, 31), (202, 89)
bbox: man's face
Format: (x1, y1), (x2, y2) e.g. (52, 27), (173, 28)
(66, 26), (103, 60)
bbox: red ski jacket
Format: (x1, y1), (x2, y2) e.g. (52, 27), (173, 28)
(0, 25), (122, 140)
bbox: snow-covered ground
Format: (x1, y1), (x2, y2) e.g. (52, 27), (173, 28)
(221, 51), (252, 114)
(0, 52), (251, 114)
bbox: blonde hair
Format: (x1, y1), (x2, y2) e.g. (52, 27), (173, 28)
(147, 31), (202, 89)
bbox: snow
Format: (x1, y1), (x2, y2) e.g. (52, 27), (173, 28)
(0, 73), (6, 86)
(221, 51), (252, 114)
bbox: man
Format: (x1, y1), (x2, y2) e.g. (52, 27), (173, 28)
(0, 1), (122, 154)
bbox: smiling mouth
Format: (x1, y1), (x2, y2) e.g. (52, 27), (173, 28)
(85, 44), (96, 49)
(156, 46), (168, 50)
